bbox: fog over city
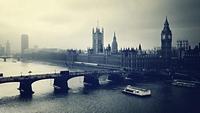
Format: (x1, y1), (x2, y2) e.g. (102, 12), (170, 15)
(0, 0), (199, 53)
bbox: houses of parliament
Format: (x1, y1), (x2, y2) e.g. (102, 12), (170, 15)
(23, 17), (200, 72)
(66, 17), (200, 72)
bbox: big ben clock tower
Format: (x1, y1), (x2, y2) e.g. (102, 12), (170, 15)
(161, 17), (172, 68)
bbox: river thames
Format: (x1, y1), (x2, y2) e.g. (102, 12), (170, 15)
(0, 59), (200, 113)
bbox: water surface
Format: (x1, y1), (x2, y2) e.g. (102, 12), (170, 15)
(0, 59), (200, 113)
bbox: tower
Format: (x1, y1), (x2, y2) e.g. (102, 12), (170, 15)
(106, 44), (111, 55)
(161, 17), (172, 68)
(111, 32), (118, 54)
(21, 34), (29, 56)
(92, 26), (104, 54)
(138, 44), (142, 55)
(5, 40), (11, 56)
(138, 44), (142, 51)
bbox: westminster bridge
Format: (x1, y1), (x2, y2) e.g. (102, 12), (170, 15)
(0, 70), (125, 96)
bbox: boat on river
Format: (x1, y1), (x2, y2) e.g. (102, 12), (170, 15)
(122, 85), (151, 96)
(172, 79), (196, 88)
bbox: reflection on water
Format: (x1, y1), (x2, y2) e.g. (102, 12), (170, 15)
(0, 59), (200, 113)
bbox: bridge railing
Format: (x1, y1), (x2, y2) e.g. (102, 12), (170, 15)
(0, 73), (61, 83)
(0, 70), (125, 83)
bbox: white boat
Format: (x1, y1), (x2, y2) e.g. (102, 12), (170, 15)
(122, 85), (151, 96)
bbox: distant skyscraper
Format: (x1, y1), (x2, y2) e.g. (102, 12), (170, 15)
(21, 34), (29, 55)
(5, 40), (11, 56)
(161, 17), (172, 67)
(92, 26), (104, 54)
(111, 32), (118, 54)
(0, 44), (5, 56)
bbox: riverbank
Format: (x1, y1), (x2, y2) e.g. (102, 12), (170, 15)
(20, 58), (104, 71)
(19, 58), (200, 84)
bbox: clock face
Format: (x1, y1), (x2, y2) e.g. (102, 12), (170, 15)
(162, 35), (171, 40)
(162, 35), (165, 40)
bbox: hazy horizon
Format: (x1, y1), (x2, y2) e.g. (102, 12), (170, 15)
(0, 0), (200, 53)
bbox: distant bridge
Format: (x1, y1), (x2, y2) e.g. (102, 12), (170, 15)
(0, 70), (125, 96)
(0, 56), (20, 62)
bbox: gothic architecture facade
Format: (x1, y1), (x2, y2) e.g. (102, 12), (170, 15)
(111, 32), (118, 54)
(92, 27), (104, 54)
(161, 17), (172, 67)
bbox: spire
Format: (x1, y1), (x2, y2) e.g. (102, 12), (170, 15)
(113, 32), (116, 40)
(164, 16), (169, 26)
(95, 20), (100, 32)
(92, 28), (94, 34)
(139, 44), (142, 51)
(111, 32), (118, 54)
(162, 16), (171, 35)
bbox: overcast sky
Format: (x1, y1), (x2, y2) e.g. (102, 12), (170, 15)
(0, 0), (199, 52)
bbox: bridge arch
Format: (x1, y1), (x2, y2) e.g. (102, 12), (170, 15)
(67, 76), (84, 89)
(31, 79), (54, 94)
(0, 82), (19, 97)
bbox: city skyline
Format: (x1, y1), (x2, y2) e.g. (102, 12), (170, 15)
(0, 1), (200, 113)
(0, 0), (199, 53)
